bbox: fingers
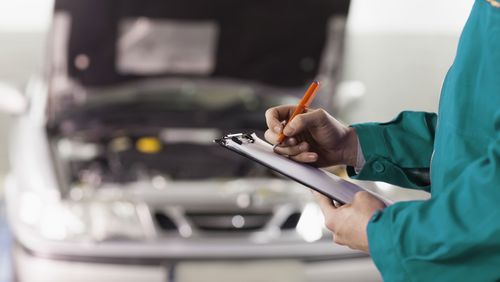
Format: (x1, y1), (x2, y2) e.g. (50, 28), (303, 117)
(289, 152), (319, 163)
(288, 152), (318, 163)
(265, 105), (296, 133)
(264, 106), (328, 164)
(283, 109), (329, 137)
(274, 141), (309, 155)
(264, 129), (298, 146)
(265, 105), (322, 138)
(311, 190), (339, 231)
(265, 134), (319, 163)
(312, 190), (336, 212)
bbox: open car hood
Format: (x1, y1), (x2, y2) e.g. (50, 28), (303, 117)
(50, 0), (349, 87)
(45, 0), (350, 123)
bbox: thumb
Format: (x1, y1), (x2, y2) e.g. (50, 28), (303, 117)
(283, 109), (329, 136)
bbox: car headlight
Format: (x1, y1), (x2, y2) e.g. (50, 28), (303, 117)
(295, 203), (325, 243)
(18, 190), (146, 242)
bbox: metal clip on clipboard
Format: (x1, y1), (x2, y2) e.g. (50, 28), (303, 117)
(214, 133), (393, 206)
(215, 133), (255, 146)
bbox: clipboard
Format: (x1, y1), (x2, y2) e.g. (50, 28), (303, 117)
(214, 133), (393, 205)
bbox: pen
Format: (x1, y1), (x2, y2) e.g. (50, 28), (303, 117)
(275, 81), (320, 147)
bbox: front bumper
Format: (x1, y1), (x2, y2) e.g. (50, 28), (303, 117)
(13, 244), (381, 282)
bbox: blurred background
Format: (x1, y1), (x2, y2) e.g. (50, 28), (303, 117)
(0, 0), (472, 281)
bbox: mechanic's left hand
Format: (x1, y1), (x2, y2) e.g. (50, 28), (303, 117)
(312, 191), (386, 253)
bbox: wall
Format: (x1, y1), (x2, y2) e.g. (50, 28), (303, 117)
(341, 0), (474, 123)
(0, 33), (47, 179)
(0, 0), (53, 185)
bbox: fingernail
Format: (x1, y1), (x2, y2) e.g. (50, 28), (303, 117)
(308, 153), (318, 161)
(274, 126), (282, 133)
(283, 125), (294, 136)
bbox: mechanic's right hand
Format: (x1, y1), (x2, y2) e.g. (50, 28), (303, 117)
(264, 105), (359, 168)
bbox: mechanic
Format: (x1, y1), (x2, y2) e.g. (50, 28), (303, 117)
(264, 1), (500, 281)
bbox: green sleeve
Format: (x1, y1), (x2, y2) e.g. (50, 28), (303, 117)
(347, 111), (437, 192)
(366, 111), (500, 281)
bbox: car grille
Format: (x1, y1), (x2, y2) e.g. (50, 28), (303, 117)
(154, 212), (178, 232)
(185, 212), (273, 232)
(280, 212), (301, 230)
(154, 211), (302, 234)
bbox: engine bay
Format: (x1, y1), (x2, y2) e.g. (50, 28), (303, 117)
(48, 81), (295, 188)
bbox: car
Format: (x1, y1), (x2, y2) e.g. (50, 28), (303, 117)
(2, 0), (386, 281)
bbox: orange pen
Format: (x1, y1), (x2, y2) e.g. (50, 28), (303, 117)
(275, 81), (320, 146)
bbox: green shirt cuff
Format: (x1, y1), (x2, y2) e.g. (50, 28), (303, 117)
(347, 123), (431, 190)
(352, 122), (390, 160)
(347, 123), (393, 181)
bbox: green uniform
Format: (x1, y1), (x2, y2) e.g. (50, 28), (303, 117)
(348, 1), (500, 281)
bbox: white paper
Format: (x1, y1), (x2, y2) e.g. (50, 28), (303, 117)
(223, 133), (393, 205)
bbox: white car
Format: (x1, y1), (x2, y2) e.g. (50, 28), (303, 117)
(2, 0), (383, 281)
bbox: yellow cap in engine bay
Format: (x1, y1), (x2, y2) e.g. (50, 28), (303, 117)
(136, 137), (162, 154)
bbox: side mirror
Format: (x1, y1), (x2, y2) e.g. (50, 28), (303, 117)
(0, 82), (28, 115)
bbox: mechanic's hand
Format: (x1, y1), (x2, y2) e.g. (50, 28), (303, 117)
(313, 191), (385, 253)
(264, 105), (359, 167)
